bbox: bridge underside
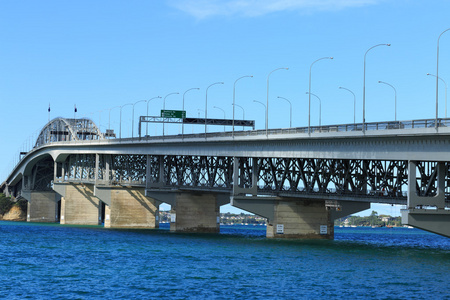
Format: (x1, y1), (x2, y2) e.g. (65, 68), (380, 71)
(7, 150), (450, 239)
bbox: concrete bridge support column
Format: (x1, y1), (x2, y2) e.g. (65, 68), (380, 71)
(232, 197), (333, 239)
(146, 191), (229, 233)
(27, 191), (60, 223)
(170, 193), (221, 233)
(95, 187), (160, 229)
(267, 200), (333, 239)
(401, 161), (450, 237)
(57, 183), (101, 225)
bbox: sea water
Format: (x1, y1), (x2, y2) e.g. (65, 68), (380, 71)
(0, 222), (449, 299)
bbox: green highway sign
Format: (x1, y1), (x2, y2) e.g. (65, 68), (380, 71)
(161, 110), (186, 119)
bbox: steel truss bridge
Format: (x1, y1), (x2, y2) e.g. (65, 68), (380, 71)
(2, 117), (450, 236)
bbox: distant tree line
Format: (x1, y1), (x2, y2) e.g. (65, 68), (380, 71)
(334, 211), (402, 227)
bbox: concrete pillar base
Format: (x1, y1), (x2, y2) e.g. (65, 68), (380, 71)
(103, 187), (160, 229)
(267, 200), (333, 239)
(60, 184), (101, 225)
(27, 191), (59, 223)
(170, 193), (220, 233)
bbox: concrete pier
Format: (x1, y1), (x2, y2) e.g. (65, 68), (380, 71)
(102, 187), (160, 228)
(232, 197), (334, 239)
(59, 184), (101, 225)
(146, 190), (228, 233)
(170, 193), (220, 233)
(27, 191), (59, 223)
(266, 200), (333, 239)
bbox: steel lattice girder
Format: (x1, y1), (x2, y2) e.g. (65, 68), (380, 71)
(163, 155), (233, 188)
(59, 153), (449, 200)
(253, 158), (409, 197)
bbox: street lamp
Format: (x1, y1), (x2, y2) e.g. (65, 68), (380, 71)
(267, 68), (288, 135)
(338, 87), (356, 125)
(233, 75), (252, 136)
(97, 110), (104, 133)
(119, 103), (133, 139)
(253, 100), (267, 130)
(428, 73), (448, 118)
(435, 28), (450, 128)
(132, 99), (146, 138)
(377, 81), (397, 121)
(306, 92), (321, 127)
(363, 43), (390, 132)
(308, 57), (333, 134)
(232, 103), (245, 130)
(277, 96), (292, 128)
(205, 82), (224, 134)
(213, 106), (226, 131)
(182, 88), (200, 135)
(163, 92), (179, 136)
(146, 96), (161, 136)
(108, 106), (120, 132)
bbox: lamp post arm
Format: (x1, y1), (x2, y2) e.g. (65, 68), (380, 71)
(145, 96), (161, 136)
(119, 103), (133, 139)
(132, 99), (146, 138)
(377, 81), (397, 121)
(436, 29), (450, 127)
(205, 82), (224, 135)
(308, 57), (332, 134)
(277, 96), (292, 128)
(339, 87), (356, 125)
(267, 68), (288, 135)
(233, 75), (252, 136)
(363, 43), (390, 132)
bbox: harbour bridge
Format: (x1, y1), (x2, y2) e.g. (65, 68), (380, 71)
(2, 116), (450, 239)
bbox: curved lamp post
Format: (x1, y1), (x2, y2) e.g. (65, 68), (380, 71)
(428, 73), (448, 119)
(182, 88), (200, 135)
(308, 57), (332, 134)
(233, 75), (252, 136)
(306, 92), (321, 127)
(267, 68), (288, 135)
(205, 82), (224, 134)
(253, 100), (267, 130)
(145, 96), (161, 136)
(213, 106), (226, 131)
(435, 28), (450, 127)
(232, 103), (245, 130)
(338, 87), (356, 125)
(119, 103), (133, 139)
(132, 99), (146, 138)
(363, 43), (390, 132)
(277, 96), (292, 128)
(108, 106), (120, 133)
(163, 92), (179, 136)
(377, 81), (397, 121)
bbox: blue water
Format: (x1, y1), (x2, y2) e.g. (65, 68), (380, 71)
(1, 222), (449, 299)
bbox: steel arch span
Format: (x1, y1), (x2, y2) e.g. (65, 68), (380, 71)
(35, 118), (104, 148)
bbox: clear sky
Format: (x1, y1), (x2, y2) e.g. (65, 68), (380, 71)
(1, 0), (450, 216)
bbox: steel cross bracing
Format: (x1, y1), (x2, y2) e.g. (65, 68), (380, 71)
(51, 153), (450, 204)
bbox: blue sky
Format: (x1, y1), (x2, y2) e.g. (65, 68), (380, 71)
(1, 0), (450, 216)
